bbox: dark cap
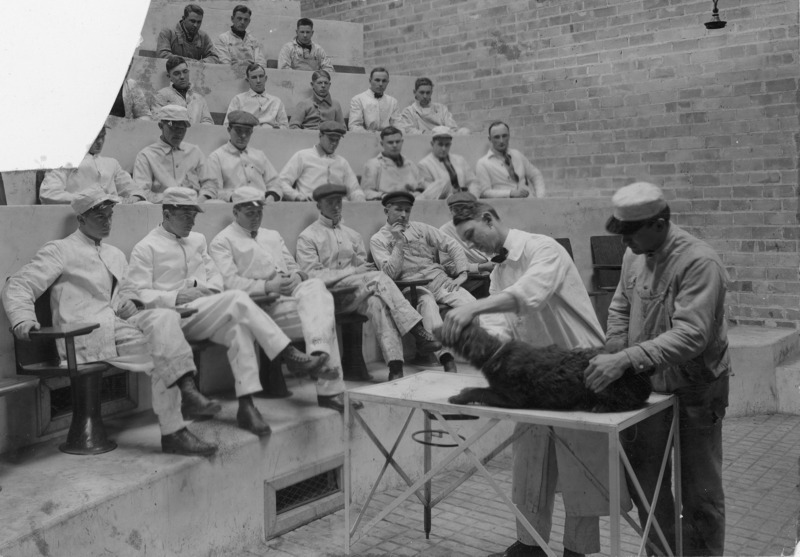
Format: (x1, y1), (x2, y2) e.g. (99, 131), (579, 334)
(381, 191), (415, 207)
(318, 121), (347, 136)
(446, 190), (477, 207)
(312, 184), (348, 201)
(227, 110), (260, 127)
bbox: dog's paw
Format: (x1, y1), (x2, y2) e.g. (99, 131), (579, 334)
(448, 394), (468, 405)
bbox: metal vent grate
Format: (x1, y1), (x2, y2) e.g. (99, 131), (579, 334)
(50, 372), (130, 418)
(276, 469), (340, 515)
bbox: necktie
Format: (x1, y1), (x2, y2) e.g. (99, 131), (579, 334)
(503, 152), (519, 184)
(374, 92), (383, 99)
(439, 156), (460, 189)
(250, 231), (258, 239)
(491, 247), (508, 264)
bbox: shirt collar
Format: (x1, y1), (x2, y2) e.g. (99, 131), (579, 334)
(318, 214), (341, 229)
(76, 229), (102, 247)
(314, 144), (334, 158)
(502, 229), (526, 262)
(247, 89), (267, 98)
(378, 152), (405, 167)
(224, 141), (246, 155)
(233, 221), (259, 238)
(488, 148), (510, 160)
(157, 224), (185, 241)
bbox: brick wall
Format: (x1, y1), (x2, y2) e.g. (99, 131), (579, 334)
(303, 0), (800, 328)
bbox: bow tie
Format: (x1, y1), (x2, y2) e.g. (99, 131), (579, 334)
(373, 92), (383, 99)
(490, 248), (508, 264)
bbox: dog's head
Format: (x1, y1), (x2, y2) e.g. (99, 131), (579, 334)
(434, 322), (503, 368)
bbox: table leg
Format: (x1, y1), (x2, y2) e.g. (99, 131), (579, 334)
(672, 397), (682, 556)
(609, 431), (621, 557)
(424, 412), (432, 539)
(344, 392), (351, 555)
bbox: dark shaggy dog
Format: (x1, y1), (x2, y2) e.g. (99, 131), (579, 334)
(441, 323), (652, 412)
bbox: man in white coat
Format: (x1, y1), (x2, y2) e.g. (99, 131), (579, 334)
(209, 186), (358, 412)
(348, 67), (400, 133)
(440, 201), (628, 557)
(127, 187), (333, 437)
(416, 126), (481, 200)
(2, 188), (220, 456)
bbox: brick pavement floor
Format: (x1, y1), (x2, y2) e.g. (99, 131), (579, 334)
(242, 413), (800, 557)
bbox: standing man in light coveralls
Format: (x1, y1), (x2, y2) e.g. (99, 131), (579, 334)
(441, 201), (628, 557)
(209, 186), (359, 413)
(295, 184), (442, 381)
(126, 187), (333, 438)
(2, 188), (219, 456)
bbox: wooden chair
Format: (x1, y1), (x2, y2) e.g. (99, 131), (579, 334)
(11, 289), (117, 455)
(589, 235), (626, 330)
(554, 237), (574, 260)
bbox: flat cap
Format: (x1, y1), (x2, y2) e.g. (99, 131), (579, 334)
(381, 190), (415, 207)
(227, 110), (259, 127)
(318, 121), (347, 136)
(157, 104), (192, 124)
(71, 187), (120, 215)
(312, 184), (348, 201)
(231, 186), (265, 207)
(161, 187), (204, 212)
(446, 190), (477, 207)
(431, 126), (453, 139)
(605, 182), (667, 234)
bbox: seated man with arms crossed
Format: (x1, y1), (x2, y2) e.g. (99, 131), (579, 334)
(417, 126), (480, 200)
(277, 121), (365, 201)
(3, 189), (220, 456)
(206, 111), (282, 203)
(289, 70), (345, 130)
(361, 126), (424, 201)
(370, 191), (476, 372)
(224, 63), (289, 129)
(278, 18), (334, 73)
(209, 186), (356, 412)
(296, 185), (442, 381)
(152, 56), (213, 126)
(157, 4), (219, 63)
(475, 121), (545, 199)
(127, 188), (333, 437)
(133, 105), (216, 203)
(396, 78), (470, 136)
(40, 120), (147, 204)
(214, 5), (267, 67)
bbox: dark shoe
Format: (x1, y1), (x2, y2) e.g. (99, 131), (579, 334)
(282, 346), (329, 378)
(563, 549), (585, 557)
(410, 322), (442, 355)
(440, 354), (458, 373)
(177, 374), (221, 420)
(343, 365), (373, 381)
(161, 428), (218, 456)
(237, 397), (272, 437)
(317, 393), (363, 413)
(387, 360), (403, 381)
(487, 541), (548, 557)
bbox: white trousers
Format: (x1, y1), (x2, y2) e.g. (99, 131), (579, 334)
(412, 273), (475, 359)
(116, 309), (196, 436)
(334, 271), (423, 363)
(266, 278), (345, 396)
(181, 291), (291, 397)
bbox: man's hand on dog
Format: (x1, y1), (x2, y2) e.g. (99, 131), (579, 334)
(441, 305), (477, 346)
(584, 352), (629, 393)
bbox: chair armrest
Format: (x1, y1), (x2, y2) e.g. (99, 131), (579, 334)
(250, 292), (281, 306)
(28, 323), (100, 339)
(176, 307), (198, 318)
(395, 279), (431, 288)
(466, 273), (490, 281)
(592, 264), (623, 270)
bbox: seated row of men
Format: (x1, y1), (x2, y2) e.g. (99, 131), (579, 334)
(40, 106), (545, 205)
(4, 184), (494, 456)
(122, 51), (469, 136)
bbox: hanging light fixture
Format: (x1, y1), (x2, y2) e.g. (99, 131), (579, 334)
(704, 0), (727, 29)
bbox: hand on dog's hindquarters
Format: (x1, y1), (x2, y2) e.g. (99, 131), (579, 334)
(584, 352), (629, 393)
(441, 305), (477, 346)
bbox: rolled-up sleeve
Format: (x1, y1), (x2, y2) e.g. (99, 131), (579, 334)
(503, 242), (565, 311)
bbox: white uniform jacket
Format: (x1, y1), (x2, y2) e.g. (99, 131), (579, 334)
(126, 225), (223, 308)
(209, 222), (301, 295)
(2, 230), (141, 364)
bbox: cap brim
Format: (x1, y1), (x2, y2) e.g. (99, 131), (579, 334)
(605, 215), (642, 235)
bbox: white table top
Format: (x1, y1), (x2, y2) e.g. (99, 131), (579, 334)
(347, 371), (673, 433)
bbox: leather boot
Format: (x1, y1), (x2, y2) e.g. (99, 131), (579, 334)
(282, 346), (329, 378)
(177, 374), (221, 420)
(488, 541), (549, 557)
(563, 549), (585, 557)
(440, 353), (458, 373)
(161, 427), (218, 456)
(387, 360), (404, 381)
(317, 393), (363, 413)
(409, 322), (442, 354)
(237, 396), (272, 437)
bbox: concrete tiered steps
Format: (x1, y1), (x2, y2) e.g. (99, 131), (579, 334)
(0, 328), (796, 556)
(138, 0), (364, 68)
